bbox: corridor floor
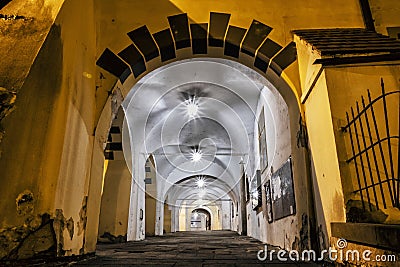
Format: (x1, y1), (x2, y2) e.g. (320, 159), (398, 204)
(72, 231), (322, 266)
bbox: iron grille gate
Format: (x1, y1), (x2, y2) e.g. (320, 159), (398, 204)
(342, 79), (400, 212)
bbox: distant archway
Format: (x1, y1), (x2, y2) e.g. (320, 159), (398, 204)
(191, 208), (212, 231)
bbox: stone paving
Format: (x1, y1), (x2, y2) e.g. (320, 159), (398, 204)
(71, 231), (323, 266)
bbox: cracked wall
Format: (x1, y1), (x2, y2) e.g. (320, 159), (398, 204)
(0, 0), (96, 260)
(0, 190), (56, 261)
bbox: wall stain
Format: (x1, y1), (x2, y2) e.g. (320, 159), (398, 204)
(66, 217), (74, 240)
(292, 213), (309, 251)
(77, 196), (87, 236)
(78, 196), (88, 255)
(0, 87), (16, 122)
(99, 232), (127, 243)
(53, 209), (66, 256)
(0, 86), (16, 146)
(317, 224), (327, 251)
(0, 14), (33, 21)
(15, 190), (34, 216)
(346, 199), (388, 223)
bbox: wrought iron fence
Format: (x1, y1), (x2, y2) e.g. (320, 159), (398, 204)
(342, 78), (400, 211)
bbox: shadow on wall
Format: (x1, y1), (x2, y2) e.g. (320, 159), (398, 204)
(0, 23), (63, 260)
(0, 0), (12, 10)
(309, 153), (329, 254)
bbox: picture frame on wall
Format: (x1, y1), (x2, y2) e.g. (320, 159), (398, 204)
(270, 157), (296, 220)
(251, 170), (262, 210)
(265, 180), (273, 223)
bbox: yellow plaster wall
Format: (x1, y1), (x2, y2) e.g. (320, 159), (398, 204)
(0, 0), (96, 258)
(295, 38), (347, 241)
(325, 65), (400, 220)
(145, 194), (157, 236)
(303, 70), (347, 237)
(94, 0), (365, 111)
(52, 0), (96, 256)
(0, 0), (65, 91)
(98, 159), (132, 239)
(84, 138), (107, 252)
(1, 0), (399, 260)
(369, 0), (400, 34)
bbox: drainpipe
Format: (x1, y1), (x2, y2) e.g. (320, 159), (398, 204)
(359, 0), (375, 31)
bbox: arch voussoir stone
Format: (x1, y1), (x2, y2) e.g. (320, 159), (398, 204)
(96, 12), (298, 84)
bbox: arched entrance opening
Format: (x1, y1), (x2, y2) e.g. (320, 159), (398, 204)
(96, 56), (309, 252)
(93, 10), (311, 256)
(2, 1), (400, 264)
(191, 208), (211, 231)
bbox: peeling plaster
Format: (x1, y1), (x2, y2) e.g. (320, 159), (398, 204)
(66, 217), (74, 240)
(317, 224), (327, 251)
(0, 213), (56, 260)
(346, 199), (388, 223)
(53, 209), (66, 256)
(291, 213), (309, 251)
(77, 196), (88, 236)
(99, 232), (127, 243)
(0, 87), (16, 122)
(15, 190), (34, 216)
(0, 14), (33, 21)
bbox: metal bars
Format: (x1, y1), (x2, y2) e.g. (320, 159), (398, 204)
(342, 79), (400, 211)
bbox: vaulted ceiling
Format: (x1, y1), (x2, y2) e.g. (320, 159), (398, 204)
(121, 58), (282, 205)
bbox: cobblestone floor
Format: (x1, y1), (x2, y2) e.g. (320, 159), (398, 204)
(71, 231), (322, 266)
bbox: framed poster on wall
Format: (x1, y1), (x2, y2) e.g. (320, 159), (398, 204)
(271, 157), (296, 220)
(251, 170), (262, 210)
(245, 174), (250, 202)
(265, 180), (273, 223)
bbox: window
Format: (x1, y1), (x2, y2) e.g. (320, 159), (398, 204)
(258, 107), (268, 172)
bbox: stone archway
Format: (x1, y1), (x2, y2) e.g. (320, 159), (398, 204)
(3, 0), (400, 264)
(96, 12), (298, 105)
(92, 10), (311, 249)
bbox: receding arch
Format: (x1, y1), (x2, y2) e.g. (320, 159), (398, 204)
(96, 12), (298, 98)
(93, 11), (307, 244)
(191, 208), (212, 231)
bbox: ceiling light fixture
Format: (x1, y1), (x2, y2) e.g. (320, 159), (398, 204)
(186, 96), (199, 117)
(191, 151), (202, 162)
(195, 176), (206, 188)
